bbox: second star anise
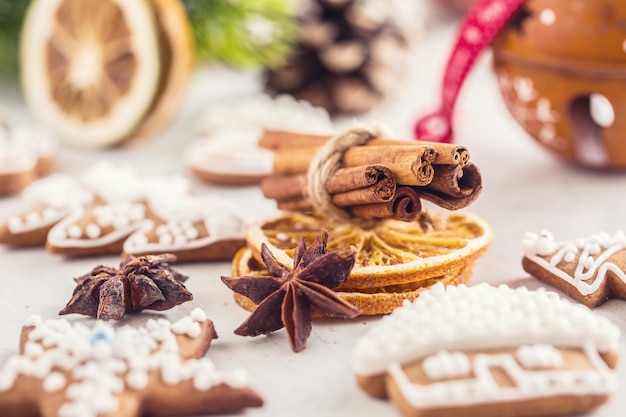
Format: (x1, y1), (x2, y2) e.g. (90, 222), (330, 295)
(221, 232), (359, 352)
(60, 254), (192, 320)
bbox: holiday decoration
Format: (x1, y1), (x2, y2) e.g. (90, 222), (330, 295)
(265, 0), (413, 115)
(13, 0), (295, 147)
(416, 0), (626, 169)
(493, 0), (626, 169)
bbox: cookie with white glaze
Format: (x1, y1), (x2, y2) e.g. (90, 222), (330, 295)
(46, 162), (190, 257)
(523, 230), (626, 307)
(0, 123), (57, 196)
(0, 174), (93, 247)
(0, 309), (264, 416)
(184, 94), (335, 185)
(353, 283), (620, 417)
(123, 194), (245, 262)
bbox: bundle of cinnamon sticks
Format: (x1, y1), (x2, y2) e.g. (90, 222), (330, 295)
(259, 129), (482, 222)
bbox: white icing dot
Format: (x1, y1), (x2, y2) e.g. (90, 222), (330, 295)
(423, 351), (470, 380)
(7, 216), (22, 229)
(85, 223), (101, 239)
(26, 211), (41, 224)
(564, 251), (576, 263)
(516, 344), (564, 369)
(540, 9), (555, 25)
(159, 234), (173, 245)
(184, 226), (199, 240)
(43, 372), (67, 392)
(43, 207), (60, 220)
(67, 225), (83, 239)
(126, 370), (149, 389)
(190, 308), (207, 322)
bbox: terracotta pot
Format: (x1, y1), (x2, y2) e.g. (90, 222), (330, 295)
(492, 0), (626, 168)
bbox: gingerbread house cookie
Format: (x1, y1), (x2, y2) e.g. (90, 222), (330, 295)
(523, 229), (626, 307)
(0, 309), (263, 416)
(354, 283), (620, 417)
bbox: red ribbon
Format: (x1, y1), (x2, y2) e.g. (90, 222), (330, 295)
(414, 0), (526, 143)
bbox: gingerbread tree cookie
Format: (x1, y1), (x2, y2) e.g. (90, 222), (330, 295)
(0, 309), (263, 416)
(523, 230), (626, 307)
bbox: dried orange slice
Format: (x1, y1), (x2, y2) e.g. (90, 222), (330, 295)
(234, 210), (492, 315)
(20, 0), (192, 147)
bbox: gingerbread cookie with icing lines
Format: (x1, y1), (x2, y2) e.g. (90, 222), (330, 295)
(123, 194), (245, 262)
(0, 174), (93, 246)
(0, 123), (57, 195)
(353, 283), (620, 417)
(46, 163), (191, 257)
(0, 309), (264, 416)
(523, 230), (626, 307)
(184, 94), (335, 185)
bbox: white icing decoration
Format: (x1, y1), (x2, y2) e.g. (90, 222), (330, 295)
(523, 230), (626, 296)
(389, 341), (616, 409)
(80, 162), (191, 203)
(422, 351), (471, 380)
(0, 311), (248, 415)
(85, 223), (101, 239)
(43, 371), (66, 392)
(185, 94), (334, 176)
(516, 344), (563, 369)
(47, 203), (147, 249)
(353, 283), (620, 376)
(123, 195), (244, 254)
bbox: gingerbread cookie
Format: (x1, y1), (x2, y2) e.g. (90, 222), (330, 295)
(0, 174), (93, 246)
(46, 162), (191, 257)
(0, 309), (263, 416)
(0, 123), (57, 195)
(354, 283), (620, 417)
(183, 94), (335, 185)
(523, 229), (626, 307)
(123, 193), (245, 262)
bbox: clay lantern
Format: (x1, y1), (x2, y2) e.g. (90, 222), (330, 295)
(492, 0), (626, 168)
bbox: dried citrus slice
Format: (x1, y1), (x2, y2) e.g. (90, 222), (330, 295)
(20, 0), (162, 147)
(236, 210), (492, 315)
(128, 0), (193, 143)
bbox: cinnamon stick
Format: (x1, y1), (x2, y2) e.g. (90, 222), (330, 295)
(260, 129), (330, 149)
(350, 187), (422, 222)
(276, 197), (314, 212)
(331, 178), (395, 207)
(272, 147), (319, 175)
(260, 174), (306, 201)
(261, 165), (396, 202)
(261, 129), (470, 166)
(342, 145), (436, 186)
(325, 165), (393, 193)
(412, 163), (483, 210)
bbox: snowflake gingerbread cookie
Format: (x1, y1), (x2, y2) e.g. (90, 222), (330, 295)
(353, 283), (619, 417)
(0, 309), (263, 416)
(523, 230), (626, 307)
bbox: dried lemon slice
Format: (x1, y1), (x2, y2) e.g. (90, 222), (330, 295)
(20, 0), (162, 147)
(237, 210), (492, 315)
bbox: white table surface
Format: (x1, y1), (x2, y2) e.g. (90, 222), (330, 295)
(1, 15), (626, 417)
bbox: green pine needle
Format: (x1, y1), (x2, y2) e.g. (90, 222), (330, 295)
(0, 0), (295, 78)
(183, 0), (296, 69)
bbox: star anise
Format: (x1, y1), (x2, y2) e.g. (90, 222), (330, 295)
(60, 254), (192, 320)
(221, 232), (359, 352)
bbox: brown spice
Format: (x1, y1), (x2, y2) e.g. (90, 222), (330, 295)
(59, 254), (192, 320)
(221, 232), (359, 352)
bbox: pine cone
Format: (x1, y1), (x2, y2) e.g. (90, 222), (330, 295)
(265, 0), (410, 115)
